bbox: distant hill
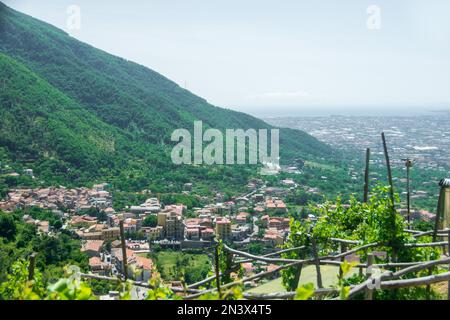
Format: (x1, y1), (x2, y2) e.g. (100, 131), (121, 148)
(0, 2), (334, 193)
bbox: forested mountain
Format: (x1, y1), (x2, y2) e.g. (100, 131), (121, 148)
(0, 2), (334, 192)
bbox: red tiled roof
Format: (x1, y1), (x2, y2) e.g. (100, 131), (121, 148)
(89, 256), (102, 267)
(134, 256), (153, 270)
(81, 240), (104, 253)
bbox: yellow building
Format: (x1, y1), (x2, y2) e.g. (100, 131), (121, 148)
(101, 227), (120, 241)
(158, 211), (184, 240)
(147, 226), (163, 240)
(157, 212), (167, 228)
(215, 218), (231, 240)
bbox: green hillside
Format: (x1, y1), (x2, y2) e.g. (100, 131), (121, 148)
(0, 51), (265, 195)
(0, 52), (130, 182)
(0, 2), (335, 193)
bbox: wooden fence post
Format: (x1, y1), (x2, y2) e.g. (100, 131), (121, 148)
(447, 229), (450, 300)
(339, 243), (347, 278)
(292, 264), (303, 293)
(119, 220), (128, 281)
(433, 189), (445, 242)
(382, 132), (398, 263)
(214, 244), (222, 299)
(364, 148), (370, 203)
(28, 252), (37, 281)
(290, 237), (305, 292)
(426, 268), (432, 300)
(405, 159), (413, 228)
(359, 248), (365, 277)
(365, 253), (374, 300)
(311, 237), (323, 289)
(381, 132), (395, 209)
(226, 251), (234, 273)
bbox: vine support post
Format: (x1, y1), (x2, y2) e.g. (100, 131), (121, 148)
(447, 229), (450, 300)
(364, 253), (374, 300)
(119, 220), (128, 281)
(364, 148), (370, 203)
(359, 249), (365, 277)
(226, 251), (234, 273)
(292, 266), (303, 292)
(290, 233), (305, 292)
(310, 237), (323, 289)
(405, 158), (413, 228)
(426, 268), (432, 300)
(381, 132), (397, 262)
(28, 252), (37, 281)
(381, 132), (395, 208)
(433, 187), (445, 243)
(214, 243), (222, 299)
(339, 243), (347, 278)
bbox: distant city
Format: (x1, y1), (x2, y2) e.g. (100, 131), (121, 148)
(264, 111), (450, 171)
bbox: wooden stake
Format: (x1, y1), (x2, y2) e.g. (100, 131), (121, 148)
(28, 252), (37, 281)
(292, 264), (303, 292)
(433, 188), (445, 243)
(426, 267), (432, 300)
(292, 247), (306, 292)
(447, 229), (450, 300)
(311, 237), (323, 289)
(119, 220), (128, 281)
(364, 148), (370, 203)
(339, 243), (347, 278)
(382, 132), (398, 263)
(214, 244), (222, 299)
(381, 133), (395, 208)
(365, 253), (374, 300)
(405, 159), (412, 227)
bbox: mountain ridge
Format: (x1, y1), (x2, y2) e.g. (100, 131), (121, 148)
(0, 2), (336, 193)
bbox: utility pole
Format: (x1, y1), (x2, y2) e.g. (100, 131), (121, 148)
(402, 158), (413, 227)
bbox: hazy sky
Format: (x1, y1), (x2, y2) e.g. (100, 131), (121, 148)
(4, 0), (450, 114)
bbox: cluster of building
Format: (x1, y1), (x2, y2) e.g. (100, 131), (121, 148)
(398, 209), (436, 222)
(0, 180), (293, 246)
(0, 178), (297, 280)
(267, 114), (450, 171)
(81, 239), (153, 282)
(23, 214), (51, 233)
(0, 183), (112, 213)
